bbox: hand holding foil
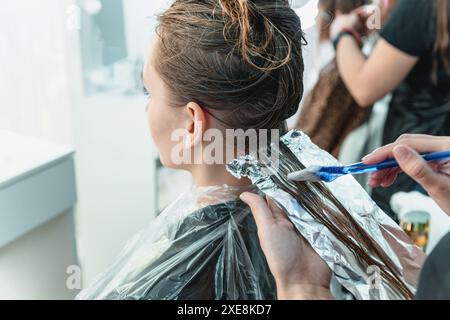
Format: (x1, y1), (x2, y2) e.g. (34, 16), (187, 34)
(240, 192), (334, 300)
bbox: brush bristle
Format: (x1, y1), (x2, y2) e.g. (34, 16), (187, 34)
(287, 166), (322, 182)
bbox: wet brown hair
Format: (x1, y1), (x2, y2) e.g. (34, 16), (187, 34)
(156, 0), (412, 299)
(267, 142), (413, 299)
(156, 0), (304, 130)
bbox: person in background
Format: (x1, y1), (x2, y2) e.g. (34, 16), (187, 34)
(290, 0), (366, 128)
(330, 0), (450, 219)
(241, 134), (450, 300)
(295, 0), (372, 157)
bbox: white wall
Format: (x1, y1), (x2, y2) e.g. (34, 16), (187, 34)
(72, 94), (158, 286)
(122, 0), (170, 60)
(0, 0), (79, 299)
(73, 0), (169, 287)
(0, 0), (78, 145)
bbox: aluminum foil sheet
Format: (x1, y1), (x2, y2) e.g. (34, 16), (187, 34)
(227, 130), (426, 300)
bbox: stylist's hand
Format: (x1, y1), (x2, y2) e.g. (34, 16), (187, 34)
(240, 192), (333, 300)
(363, 134), (450, 216)
(330, 12), (359, 40)
(330, 5), (375, 40)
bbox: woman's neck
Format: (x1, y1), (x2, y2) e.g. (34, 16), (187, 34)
(190, 163), (252, 188)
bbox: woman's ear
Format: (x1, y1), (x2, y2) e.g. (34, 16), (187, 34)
(184, 102), (206, 148)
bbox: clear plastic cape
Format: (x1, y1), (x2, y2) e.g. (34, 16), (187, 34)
(76, 185), (276, 300)
(226, 130), (426, 300)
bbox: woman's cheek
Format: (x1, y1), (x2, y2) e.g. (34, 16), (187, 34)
(148, 101), (162, 144)
(148, 102), (171, 155)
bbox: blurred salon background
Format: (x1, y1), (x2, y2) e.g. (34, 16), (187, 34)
(0, 0), (449, 299)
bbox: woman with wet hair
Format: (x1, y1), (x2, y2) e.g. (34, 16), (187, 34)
(77, 0), (417, 300)
(78, 0), (304, 300)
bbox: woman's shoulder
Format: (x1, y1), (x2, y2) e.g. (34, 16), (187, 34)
(380, 0), (436, 57)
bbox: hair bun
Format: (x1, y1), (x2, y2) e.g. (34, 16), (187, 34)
(219, 0), (253, 61)
(219, 0), (251, 27)
(157, 0), (304, 130)
(219, 0), (291, 72)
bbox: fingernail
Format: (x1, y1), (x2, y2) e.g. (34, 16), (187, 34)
(239, 192), (250, 203)
(362, 148), (380, 161)
(393, 145), (410, 161)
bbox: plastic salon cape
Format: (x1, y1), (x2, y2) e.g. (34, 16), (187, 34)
(76, 185), (276, 300)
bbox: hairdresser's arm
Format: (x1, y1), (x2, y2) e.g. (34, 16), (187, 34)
(332, 15), (418, 107)
(240, 193), (333, 300)
(363, 134), (450, 216)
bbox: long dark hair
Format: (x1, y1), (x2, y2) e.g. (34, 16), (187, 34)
(156, 0), (412, 299)
(265, 141), (413, 299)
(433, 0), (450, 81)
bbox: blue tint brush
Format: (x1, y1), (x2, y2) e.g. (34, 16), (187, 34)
(287, 151), (450, 183)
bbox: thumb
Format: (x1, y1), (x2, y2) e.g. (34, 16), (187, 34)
(393, 145), (440, 189)
(240, 192), (274, 227)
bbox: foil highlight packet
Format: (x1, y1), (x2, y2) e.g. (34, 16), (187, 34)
(227, 130), (425, 300)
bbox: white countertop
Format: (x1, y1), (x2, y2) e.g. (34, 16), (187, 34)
(0, 130), (77, 247)
(0, 130), (74, 188)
